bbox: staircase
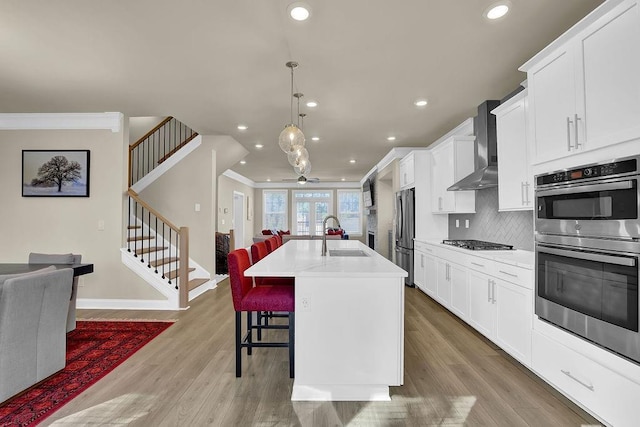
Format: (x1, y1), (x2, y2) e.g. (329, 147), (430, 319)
(122, 117), (213, 309)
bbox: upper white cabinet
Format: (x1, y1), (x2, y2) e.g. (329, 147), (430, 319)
(430, 136), (476, 214)
(522, 0), (640, 165)
(399, 152), (416, 189)
(493, 90), (533, 211)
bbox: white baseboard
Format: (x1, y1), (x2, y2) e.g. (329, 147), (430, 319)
(76, 298), (188, 311)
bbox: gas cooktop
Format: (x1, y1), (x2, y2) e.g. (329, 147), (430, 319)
(442, 239), (514, 251)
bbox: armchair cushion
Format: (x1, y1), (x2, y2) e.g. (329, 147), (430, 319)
(28, 252), (75, 264)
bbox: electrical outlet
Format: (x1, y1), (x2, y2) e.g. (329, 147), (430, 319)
(465, 219), (470, 228)
(98, 220), (105, 231)
(455, 219), (460, 228)
(195, 203), (201, 212)
(300, 297), (311, 312)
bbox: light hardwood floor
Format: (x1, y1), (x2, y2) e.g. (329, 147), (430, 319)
(42, 281), (601, 426)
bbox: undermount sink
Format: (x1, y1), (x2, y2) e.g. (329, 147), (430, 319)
(328, 249), (369, 257)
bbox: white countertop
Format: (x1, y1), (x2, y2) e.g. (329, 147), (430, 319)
(417, 239), (535, 270)
(245, 239), (408, 278)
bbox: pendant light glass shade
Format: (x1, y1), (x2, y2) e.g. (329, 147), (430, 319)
(279, 124), (305, 153)
(294, 159), (311, 176)
(287, 146), (309, 166)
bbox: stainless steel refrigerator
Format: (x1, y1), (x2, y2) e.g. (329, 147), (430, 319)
(394, 188), (415, 287)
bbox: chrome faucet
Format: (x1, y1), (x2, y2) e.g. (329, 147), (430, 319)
(321, 215), (341, 256)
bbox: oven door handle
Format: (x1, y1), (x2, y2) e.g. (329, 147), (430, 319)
(538, 245), (637, 267)
(536, 180), (633, 197)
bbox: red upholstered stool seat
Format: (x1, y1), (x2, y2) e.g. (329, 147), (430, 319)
(239, 285), (294, 312)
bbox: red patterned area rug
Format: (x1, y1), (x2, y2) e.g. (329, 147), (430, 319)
(0, 320), (173, 426)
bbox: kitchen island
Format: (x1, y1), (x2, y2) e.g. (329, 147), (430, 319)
(245, 239), (407, 401)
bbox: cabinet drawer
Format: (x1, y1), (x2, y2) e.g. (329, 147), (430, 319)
(414, 241), (434, 254)
(532, 331), (640, 426)
(465, 256), (493, 274)
(493, 262), (533, 289)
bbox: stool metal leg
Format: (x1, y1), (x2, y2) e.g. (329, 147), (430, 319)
(247, 311), (253, 355)
(289, 312), (295, 378)
(235, 311), (242, 377)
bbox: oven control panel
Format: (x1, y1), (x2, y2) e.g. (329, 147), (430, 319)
(536, 157), (638, 186)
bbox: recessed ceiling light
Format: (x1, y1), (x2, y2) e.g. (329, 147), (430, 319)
(414, 99), (428, 107)
(349, 159), (356, 164)
(387, 136), (396, 142)
(306, 101), (318, 108)
(237, 124), (248, 130)
(311, 136), (320, 141)
(267, 178), (271, 182)
(255, 144), (264, 149)
(288, 2), (311, 21)
(484, 2), (510, 20)
(341, 178), (346, 181)
(239, 160), (246, 165)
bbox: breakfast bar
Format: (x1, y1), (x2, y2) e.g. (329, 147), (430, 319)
(245, 239), (407, 401)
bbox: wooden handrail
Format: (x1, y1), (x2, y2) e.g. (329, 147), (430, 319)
(127, 189), (180, 233)
(129, 116), (173, 151)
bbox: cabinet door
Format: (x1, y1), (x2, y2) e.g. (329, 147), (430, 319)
(496, 95), (533, 211)
(424, 253), (437, 297)
(578, 1), (640, 151)
(494, 279), (532, 366)
(436, 260), (451, 306)
(528, 47), (577, 164)
(449, 263), (469, 321)
(413, 250), (426, 292)
(430, 142), (454, 213)
(467, 270), (495, 339)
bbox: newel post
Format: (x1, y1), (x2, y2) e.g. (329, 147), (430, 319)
(179, 227), (189, 309)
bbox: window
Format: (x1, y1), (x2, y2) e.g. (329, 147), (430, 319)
(263, 190), (288, 231)
(292, 191), (333, 235)
(337, 189), (362, 235)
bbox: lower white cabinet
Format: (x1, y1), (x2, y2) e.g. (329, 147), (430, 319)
(436, 260), (451, 306)
(414, 250), (426, 291)
(468, 270), (495, 339)
(533, 331), (640, 427)
(423, 253), (437, 297)
(449, 264), (469, 321)
(494, 278), (532, 365)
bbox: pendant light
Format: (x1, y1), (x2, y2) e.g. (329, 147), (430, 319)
(278, 61), (305, 153)
(287, 107), (309, 166)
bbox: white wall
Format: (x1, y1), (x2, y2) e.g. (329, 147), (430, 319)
(217, 174), (255, 249)
(0, 127), (163, 300)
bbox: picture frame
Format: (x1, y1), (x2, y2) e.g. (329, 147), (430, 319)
(22, 150), (90, 197)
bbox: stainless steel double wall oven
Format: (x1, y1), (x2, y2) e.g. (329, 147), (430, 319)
(535, 155), (640, 363)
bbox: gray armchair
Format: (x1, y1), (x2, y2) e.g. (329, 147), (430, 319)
(0, 267), (73, 403)
(28, 252), (81, 332)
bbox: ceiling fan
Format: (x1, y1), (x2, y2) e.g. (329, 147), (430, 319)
(282, 175), (320, 184)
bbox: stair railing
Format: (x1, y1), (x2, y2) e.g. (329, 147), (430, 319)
(127, 189), (189, 308)
(129, 117), (199, 186)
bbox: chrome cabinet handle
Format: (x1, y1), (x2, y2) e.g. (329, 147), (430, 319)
(487, 279), (492, 303)
(574, 114), (581, 149)
(538, 245), (636, 267)
(491, 280), (496, 304)
(523, 182), (530, 205)
(498, 270), (518, 278)
(421, 254), (424, 268)
(536, 180), (633, 198)
(561, 370), (594, 391)
(438, 196), (443, 211)
(521, 182), (526, 205)
(566, 116), (574, 151)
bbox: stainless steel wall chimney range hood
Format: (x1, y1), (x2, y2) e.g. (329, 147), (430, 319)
(447, 100), (500, 191)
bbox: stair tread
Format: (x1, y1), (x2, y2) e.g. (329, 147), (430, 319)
(127, 235), (154, 242)
(150, 257), (178, 267)
(166, 267), (196, 280)
(135, 246), (168, 255)
(188, 278), (209, 291)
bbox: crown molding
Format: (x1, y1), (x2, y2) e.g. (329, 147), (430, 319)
(0, 112), (123, 132)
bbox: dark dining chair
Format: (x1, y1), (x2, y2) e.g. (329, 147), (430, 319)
(227, 248), (294, 378)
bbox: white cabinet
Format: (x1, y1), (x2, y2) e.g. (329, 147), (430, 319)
(493, 90), (533, 211)
(523, 0), (640, 165)
(494, 277), (532, 365)
(423, 253), (437, 297)
(414, 241), (437, 298)
(413, 249), (426, 292)
(436, 259), (451, 306)
(467, 269), (495, 339)
(533, 330), (640, 427)
(449, 263), (468, 321)
(430, 136), (476, 214)
(467, 262), (533, 366)
(399, 152), (416, 189)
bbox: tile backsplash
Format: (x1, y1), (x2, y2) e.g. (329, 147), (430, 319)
(448, 187), (534, 251)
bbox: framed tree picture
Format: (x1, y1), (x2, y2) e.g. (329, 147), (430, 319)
(22, 150), (90, 197)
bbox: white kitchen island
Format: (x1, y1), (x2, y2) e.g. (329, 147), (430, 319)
(245, 239), (407, 401)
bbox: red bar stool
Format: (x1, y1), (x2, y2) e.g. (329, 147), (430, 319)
(250, 242), (294, 286)
(227, 248), (295, 378)
(265, 236), (278, 253)
(274, 234), (283, 246)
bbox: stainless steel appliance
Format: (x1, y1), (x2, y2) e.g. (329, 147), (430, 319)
(442, 239), (513, 250)
(394, 188), (415, 287)
(535, 155), (640, 364)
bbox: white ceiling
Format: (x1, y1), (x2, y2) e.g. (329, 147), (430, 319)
(0, 0), (603, 183)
